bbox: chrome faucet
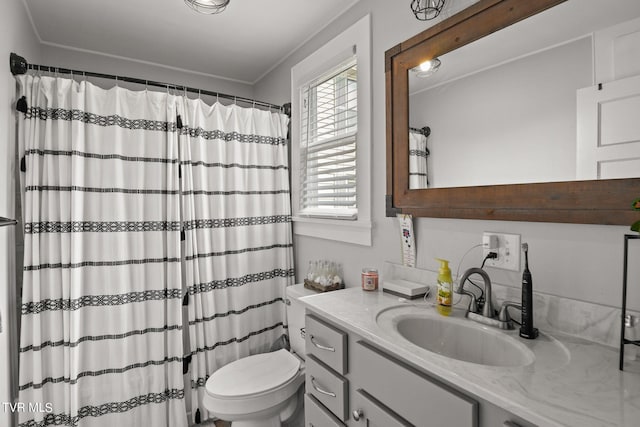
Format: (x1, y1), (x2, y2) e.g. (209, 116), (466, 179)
(456, 267), (516, 330)
(456, 267), (494, 319)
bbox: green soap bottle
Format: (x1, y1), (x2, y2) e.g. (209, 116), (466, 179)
(436, 258), (453, 316)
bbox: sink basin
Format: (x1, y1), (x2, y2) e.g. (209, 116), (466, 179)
(393, 313), (535, 367)
(376, 304), (570, 369)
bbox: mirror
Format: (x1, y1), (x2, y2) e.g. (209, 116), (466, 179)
(386, 0), (640, 224)
(407, 0), (640, 189)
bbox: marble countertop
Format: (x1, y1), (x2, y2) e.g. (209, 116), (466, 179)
(298, 287), (640, 427)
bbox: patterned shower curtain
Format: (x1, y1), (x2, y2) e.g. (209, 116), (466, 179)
(16, 75), (187, 427)
(179, 99), (294, 422)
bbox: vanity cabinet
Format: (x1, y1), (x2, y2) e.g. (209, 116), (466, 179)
(304, 314), (349, 424)
(304, 310), (538, 427)
(351, 340), (476, 426)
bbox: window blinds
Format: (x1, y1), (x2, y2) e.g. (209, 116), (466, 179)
(300, 59), (358, 219)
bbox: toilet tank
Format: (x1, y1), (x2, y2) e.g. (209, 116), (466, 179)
(285, 284), (317, 359)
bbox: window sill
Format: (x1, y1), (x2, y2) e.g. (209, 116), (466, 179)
(292, 216), (372, 246)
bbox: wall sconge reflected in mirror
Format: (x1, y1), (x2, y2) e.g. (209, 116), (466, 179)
(410, 58), (441, 78)
(411, 0), (446, 21)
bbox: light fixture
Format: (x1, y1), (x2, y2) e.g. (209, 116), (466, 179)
(184, 0), (230, 14)
(410, 0), (446, 21)
(411, 58), (441, 78)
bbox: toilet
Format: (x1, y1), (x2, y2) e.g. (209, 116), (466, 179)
(203, 284), (313, 427)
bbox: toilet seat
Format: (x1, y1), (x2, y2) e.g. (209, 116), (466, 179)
(206, 349), (301, 399)
(202, 285), (313, 426)
(203, 349), (305, 422)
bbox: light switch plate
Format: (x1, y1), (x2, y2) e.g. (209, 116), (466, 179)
(482, 232), (521, 271)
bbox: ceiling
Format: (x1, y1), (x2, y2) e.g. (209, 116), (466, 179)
(23, 0), (360, 84)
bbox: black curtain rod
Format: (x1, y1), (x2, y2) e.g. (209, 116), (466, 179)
(410, 126), (431, 137)
(0, 216), (18, 228)
(10, 53), (291, 115)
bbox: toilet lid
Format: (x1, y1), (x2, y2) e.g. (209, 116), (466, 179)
(206, 349), (301, 398)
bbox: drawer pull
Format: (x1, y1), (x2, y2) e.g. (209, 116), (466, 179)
(352, 409), (364, 421)
(310, 376), (336, 398)
(310, 335), (335, 352)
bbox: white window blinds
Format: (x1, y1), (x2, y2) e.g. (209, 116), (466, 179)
(300, 59), (358, 219)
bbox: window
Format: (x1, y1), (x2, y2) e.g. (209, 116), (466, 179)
(300, 59), (358, 219)
(291, 15), (371, 246)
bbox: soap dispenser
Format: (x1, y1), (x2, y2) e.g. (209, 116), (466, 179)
(436, 258), (453, 316)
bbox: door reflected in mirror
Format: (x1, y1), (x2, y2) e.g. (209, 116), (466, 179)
(407, 0), (640, 189)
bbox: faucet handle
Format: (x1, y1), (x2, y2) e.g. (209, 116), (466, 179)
(457, 289), (478, 314)
(498, 302), (522, 323)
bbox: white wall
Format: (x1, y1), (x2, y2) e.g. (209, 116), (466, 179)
(1, 1), (42, 425)
(410, 37), (591, 188)
(253, 0), (640, 312)
(40, 45), (255, 103)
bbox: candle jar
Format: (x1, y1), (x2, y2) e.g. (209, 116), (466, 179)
(361, 268), (379, 291)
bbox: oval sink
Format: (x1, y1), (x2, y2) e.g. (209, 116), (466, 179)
(393, 314), (534, 367)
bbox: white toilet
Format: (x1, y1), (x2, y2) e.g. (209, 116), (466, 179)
(203, 284), (313, 427)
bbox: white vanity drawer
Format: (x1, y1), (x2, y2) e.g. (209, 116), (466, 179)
(305, 393), (345, 427)
(352, 340), (478, 427)
(305, 314), (348, 374)
(306, 354), (349, 421)
(352, 389), (412, 427)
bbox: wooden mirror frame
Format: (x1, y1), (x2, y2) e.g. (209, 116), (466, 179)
(386, 0), (640, 224)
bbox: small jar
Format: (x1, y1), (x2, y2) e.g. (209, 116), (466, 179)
(361, 268), (379, 291)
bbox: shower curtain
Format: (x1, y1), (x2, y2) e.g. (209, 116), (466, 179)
(16, 75), (187, 427)
(409, 130), (429, 189)
(179, 99), (294, 422)
(15, 73), (294, 426)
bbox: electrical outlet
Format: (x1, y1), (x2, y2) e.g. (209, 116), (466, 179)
(482, 232), (521, 271)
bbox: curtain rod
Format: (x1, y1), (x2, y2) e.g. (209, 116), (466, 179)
(0, 216), (18, 228)
(10, 53), (291, 116)
(410, 126), (431, 137)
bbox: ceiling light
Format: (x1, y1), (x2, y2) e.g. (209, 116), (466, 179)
(410, 0), (446, 21)
(184, 0), (230, 14)
(411, 58), (441, 78)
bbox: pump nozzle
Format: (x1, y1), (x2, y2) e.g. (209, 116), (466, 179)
(435, 258), (450, 273)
